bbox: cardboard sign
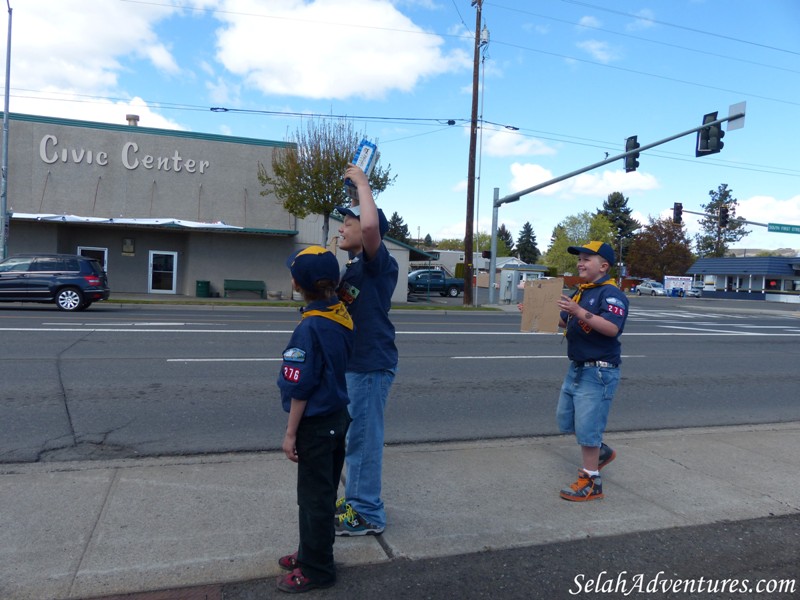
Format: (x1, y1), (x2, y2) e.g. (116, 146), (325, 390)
(520, 278), (564, 333)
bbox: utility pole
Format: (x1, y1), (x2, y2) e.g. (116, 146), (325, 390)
(0, 1), (11, 260)
(463, 0), (482, 306)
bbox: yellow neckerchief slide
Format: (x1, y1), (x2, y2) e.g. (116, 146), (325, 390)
(571, 278), (618, 304)
(564, 278), (618, 336)
(302, 301), (354, 330)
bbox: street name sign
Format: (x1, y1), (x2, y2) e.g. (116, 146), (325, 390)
(768, 223), (800, 234)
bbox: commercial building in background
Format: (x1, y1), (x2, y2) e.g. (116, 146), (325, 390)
(4, 113), (415, 302)
(687, 256), (800, 303)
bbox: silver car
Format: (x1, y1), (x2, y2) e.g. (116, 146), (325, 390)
(636, 281), (667, 296)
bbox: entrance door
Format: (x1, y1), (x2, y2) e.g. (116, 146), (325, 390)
(149, 251), (177, 294)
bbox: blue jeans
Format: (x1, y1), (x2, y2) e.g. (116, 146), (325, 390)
(556, 363), (620, 447)
(344, 369), (396, 528)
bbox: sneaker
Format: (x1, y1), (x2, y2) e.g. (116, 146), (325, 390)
(335, 505), (384, 536)
(560, 469), (603, 502)
(598, 443), (616, 470)
(278, 551), (298, 571)
(335, 496), (350, 516)
(276, 568), (334, 594)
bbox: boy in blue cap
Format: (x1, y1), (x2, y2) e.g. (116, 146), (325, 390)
(276, 245), (354, 593)
(556, 241), (628, 501)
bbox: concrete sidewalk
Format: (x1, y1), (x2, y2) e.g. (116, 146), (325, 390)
(2, 422), (799, 600)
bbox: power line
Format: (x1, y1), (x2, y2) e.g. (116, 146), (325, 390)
(557, 0), (800, 57)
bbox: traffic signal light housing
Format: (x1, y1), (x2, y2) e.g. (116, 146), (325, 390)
(696, 111), (725, 157)
(673, 202), (683, 224)
(481, 250), (492, 259)
(624, 136), (640, 172)
(719, 206), (729, 228)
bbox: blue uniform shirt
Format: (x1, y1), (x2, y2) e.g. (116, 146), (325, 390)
(337, 242), (399, 372)
(561, 278), (628, 364)
(277, 299), (354, 416)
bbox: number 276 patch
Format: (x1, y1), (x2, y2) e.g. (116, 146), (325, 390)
(607, 304), (625, 317)
(283, 366), (301, 382)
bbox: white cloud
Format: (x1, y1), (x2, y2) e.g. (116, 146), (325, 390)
(10, 0), (180, 94)
(508, 163), (658, 199)
(577, 16), (601, 30)
(212, 0), (469, 101)
(482, 129), (556, 158)
(576, 40), (619, 63)
(626, 9), (656, 32)
(509, 163), (562, 196)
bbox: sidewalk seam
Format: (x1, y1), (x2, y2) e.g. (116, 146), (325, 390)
(68, 467), (121, 598)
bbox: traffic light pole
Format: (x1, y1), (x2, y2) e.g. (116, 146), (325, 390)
(487, 110), (745, 304)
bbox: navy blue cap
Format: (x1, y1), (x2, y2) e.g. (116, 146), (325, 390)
(286, 246), (340, 291)
(567, 241), (615, 265)
(334, 205), (390, 238)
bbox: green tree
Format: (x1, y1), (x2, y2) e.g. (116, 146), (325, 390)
(516, 222), (541, 264)
(497, 224), (514, 256)
(475, 231), (510, 257)
(544, 212), (615, 275)
(258, 118), (395, 245)
(424, 233), (433, 247)
(387, 212), (411, 244)
(627, 216), (694, 280)
(437, 238), (464, 251)
(597, 191), (640, 267)
(694, 183), (750, 258)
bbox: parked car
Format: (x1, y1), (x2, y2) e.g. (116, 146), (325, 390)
(685, 287), (702, 298)
(0, 253), (110, 311)
(636, 281), (667, 296)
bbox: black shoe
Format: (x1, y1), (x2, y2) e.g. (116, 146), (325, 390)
(599, 443), (616, 470)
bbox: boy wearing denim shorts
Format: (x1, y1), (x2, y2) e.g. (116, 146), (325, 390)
(276, 246), (354, 593)
(556, 241), (628, 501)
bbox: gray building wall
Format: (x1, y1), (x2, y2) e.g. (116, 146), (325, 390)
(4, 114), (410, 301)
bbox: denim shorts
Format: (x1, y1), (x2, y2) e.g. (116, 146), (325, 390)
(556, 362), (620, 447)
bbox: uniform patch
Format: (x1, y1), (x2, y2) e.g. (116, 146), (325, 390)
(283, 347), (306, 362)
(283, 366), (302, 382)
(607, 297), (622, 306)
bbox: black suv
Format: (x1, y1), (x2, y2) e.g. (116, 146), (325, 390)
(0, 253), (110, 311)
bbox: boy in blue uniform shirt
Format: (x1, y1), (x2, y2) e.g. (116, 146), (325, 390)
(333, 163), (398, 536)
(276, 245), (354, 593)
(556, 241), (628, 501)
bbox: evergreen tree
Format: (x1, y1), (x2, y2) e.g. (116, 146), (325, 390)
(497, 224), (514, 256)
(516, 222), (541, 264)
(386, 212), (411, 244)
(424, 233), (433, 247)
(694, 183), (750, 257)
(597, 191), (640, 267)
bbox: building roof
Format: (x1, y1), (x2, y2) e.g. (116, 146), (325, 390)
(687, 256), (800, 276)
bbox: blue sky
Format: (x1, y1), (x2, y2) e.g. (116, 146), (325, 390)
(4, 0), (800, 251)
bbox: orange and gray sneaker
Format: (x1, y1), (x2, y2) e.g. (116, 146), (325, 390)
(560, 469), (604, 501)
(598, 443), (616, 470)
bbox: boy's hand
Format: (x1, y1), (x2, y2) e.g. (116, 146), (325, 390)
(282, 432), (298, 463)
(557, 294), (578, 316)
(344, 163), (368, 188)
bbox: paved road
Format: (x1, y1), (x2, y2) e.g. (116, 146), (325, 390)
(1, 297), (798, 462)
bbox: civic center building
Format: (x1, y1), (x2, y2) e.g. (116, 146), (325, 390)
(4, 113), (418, 302)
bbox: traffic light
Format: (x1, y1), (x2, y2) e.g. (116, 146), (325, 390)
(719, 206), (729, 228)
(624, 136), (640, 172)
(481, 250), (492, 259)
(696, 111), (724, 157)
(672, 202), (683, 224)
